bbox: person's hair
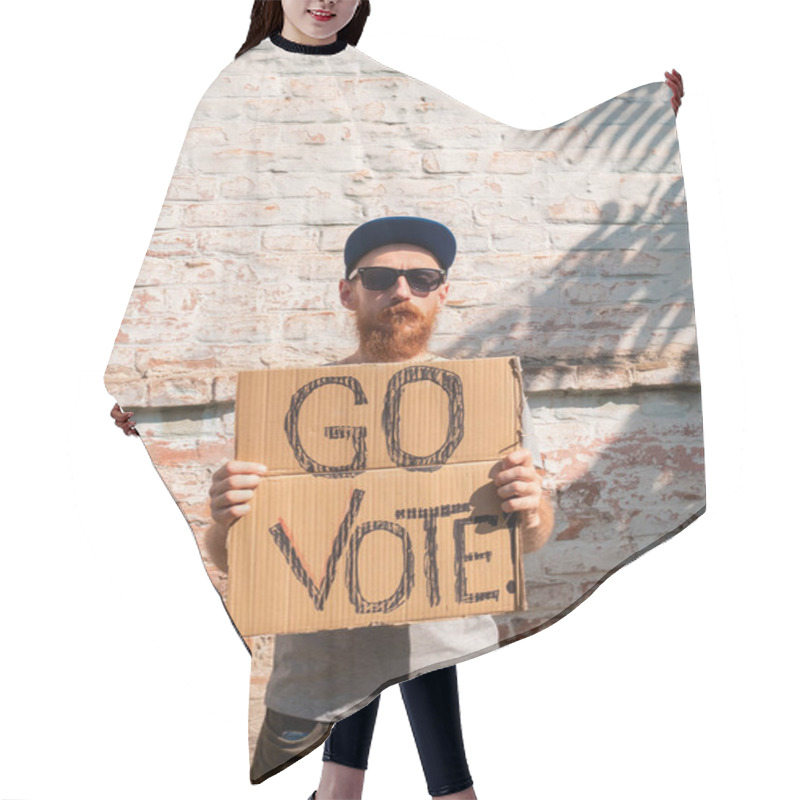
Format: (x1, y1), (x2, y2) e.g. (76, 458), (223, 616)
(236, 1), (371, 59)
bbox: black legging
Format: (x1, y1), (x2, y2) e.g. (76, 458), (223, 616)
(322, 665), (473, 797)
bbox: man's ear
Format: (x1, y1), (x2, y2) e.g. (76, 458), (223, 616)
(339, 277), (357, 310)
(436, 280), (450, 308)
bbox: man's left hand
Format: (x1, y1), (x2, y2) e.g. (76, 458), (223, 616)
(493, 448), (543, 530)
(111, 403), (139, 437)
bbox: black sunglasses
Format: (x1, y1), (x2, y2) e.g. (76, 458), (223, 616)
(353, 267), (448, 292)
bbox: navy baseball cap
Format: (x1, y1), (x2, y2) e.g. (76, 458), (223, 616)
(344, 216), (457, 278)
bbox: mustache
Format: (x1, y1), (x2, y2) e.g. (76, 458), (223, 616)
(354, 300), (437, 362)
(377, 302), (425, 323)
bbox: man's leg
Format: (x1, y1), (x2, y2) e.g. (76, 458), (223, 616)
(315, 695), (381, 800)
(400, 666), (477, 799)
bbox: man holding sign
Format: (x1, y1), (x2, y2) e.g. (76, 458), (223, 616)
(205, 217), (553, 796)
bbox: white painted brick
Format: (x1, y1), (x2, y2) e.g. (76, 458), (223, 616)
(283, 309), (350, 341)
(191, 98), (259, 124)
(255, 280), (339, 312)
(363, 147), (423, 173)
(471, 199), (540, 227)
(218, 175), (262, 199)
(135, 345), (216, 377)
(455, 173), (549, 201)
(183, 125), (231, 148)
(410, 124), (502, 150)
(193, 313), (284, 345)
(146, 231), (200, 258)
(198, 228), (261, 255)
(490, 227), (550, 252)
(259, 227), (322, 255)
(422, 149), (485, 174)
(538, 540), (637, 577)
(106, 66), (704, 622)
(632, 360), (700, 387)
(134, 257), (225, 287)
(148, 374), (215, 407)
(166, 176), (219, 201)
(504, 124), (590, 151)
(154, 203), (180, 230)
(489, 149), (558, 174)
(204, 73), (282, 99)
(278, 122), (360, 146)
(549, 222), (689, 252)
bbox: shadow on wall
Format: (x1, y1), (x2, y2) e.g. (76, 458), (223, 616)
(434, 97), (703, 641)
(114, 83), (705, 647)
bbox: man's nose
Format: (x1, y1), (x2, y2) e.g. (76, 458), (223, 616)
(389, 274), (413, 300)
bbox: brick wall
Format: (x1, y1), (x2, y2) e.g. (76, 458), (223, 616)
(106, 41), (703, 661)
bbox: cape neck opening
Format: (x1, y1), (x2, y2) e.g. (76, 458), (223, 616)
(269, 31), (348, 55)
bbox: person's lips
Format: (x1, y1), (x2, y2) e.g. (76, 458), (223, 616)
(380, 304), (422, 324)
(307, 9), (335, 21)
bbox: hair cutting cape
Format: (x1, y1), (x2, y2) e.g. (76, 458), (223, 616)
(105, 35), (704, 782)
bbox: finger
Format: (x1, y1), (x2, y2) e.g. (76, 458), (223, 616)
(212, 504), (252, 528)
(213, 494), (256, 524)
(494, 465), (537, 487)
(500, 495), (538, 514)
(211, 461), (268, 483)
(210, 498), (251, 524)
(211, 488), (256, 510)
(210, 473), (263, 500)
(498, 479), (542, 501)
(501, 448), (533, 469)
(497, 479), (540, 499)
(665, 70), (683, 94)
(214, 471), (265, 491)
(225, 473), (265, 490)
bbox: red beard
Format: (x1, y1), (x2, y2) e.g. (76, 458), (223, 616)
(355, 302), (437, 362)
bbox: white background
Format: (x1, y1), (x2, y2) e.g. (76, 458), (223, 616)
(1, 2), (796, 798)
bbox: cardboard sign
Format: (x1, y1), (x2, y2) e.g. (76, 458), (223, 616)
(227, 356), (527, 636)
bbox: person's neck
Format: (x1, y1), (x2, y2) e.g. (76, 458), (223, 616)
(280, 21), (337, 47)
(339, 347), (437, 366)
(269, 26), (348, 55)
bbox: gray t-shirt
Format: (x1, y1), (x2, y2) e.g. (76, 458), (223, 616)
(265, 356), (541, 721)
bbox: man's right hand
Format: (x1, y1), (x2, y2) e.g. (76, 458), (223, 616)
(205, 460), (268, 574)
(209, 460), (269, 530)
(665, 69), (684, 115)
